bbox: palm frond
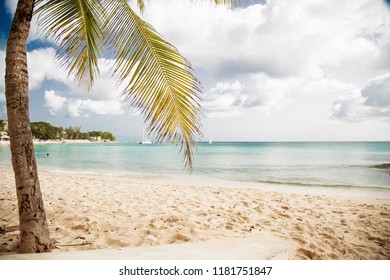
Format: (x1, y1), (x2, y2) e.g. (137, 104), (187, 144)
(35, 0), (104, 92)
(103, 0), (202, 170)
(137, 0), (145, 13)
(212, 0), (263, 8)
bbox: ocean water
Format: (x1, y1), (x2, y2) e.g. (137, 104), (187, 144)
(0, 142), (389, 189)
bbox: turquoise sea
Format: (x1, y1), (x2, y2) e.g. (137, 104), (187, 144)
(0, 142), (389, 189)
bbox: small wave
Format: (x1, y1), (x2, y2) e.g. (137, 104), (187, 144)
(46, 169), (102, 176)
(252, 179), (388, 190)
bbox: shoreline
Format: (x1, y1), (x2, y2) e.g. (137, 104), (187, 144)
(41, 167), (390, 201)
(33, 139), (114, 144)
(0, 160), (388, 202)
(0, 166), (389, 259)
(1, 141), (389, 192)
(0, 139), (114, 146)
(3, 163), (388, 202)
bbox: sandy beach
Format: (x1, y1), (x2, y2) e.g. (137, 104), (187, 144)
(0, 166), (389, 260)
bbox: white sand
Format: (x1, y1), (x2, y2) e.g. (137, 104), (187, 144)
(0, 166), (389, 259)
(1, 233), (292, 260)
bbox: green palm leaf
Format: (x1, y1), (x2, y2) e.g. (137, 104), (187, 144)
(32, 0), (258, 170)
(35, 0), (104, 92)
(211, 0), (262, 7)
(137, 0), (145, 13)
(103, 0), (202, 170)
(219, 0), (261, 5)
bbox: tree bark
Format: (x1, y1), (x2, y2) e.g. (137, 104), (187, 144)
(5, 0), (52, 253)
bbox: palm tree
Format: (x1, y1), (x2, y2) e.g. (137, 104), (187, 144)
(5, 0), (255, 253)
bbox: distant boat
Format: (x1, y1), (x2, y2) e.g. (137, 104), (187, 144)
(209, 137), (213, 144)
(139, 139), (152, 144)
(138, 126), (152, 144)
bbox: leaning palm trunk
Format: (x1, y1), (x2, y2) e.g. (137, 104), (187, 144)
(5, 0), (52, 253)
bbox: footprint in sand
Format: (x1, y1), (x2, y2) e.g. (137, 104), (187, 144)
(169, 233), (191, 244)
(297, 248), (320, 260)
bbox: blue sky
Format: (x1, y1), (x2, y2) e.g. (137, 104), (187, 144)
(1, 0), (390, 141)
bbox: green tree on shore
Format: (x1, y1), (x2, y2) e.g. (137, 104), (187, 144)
(64, 126), (82, 140)
(0, 120), (5, 132)
(31, 122), (62, 140)
(5, 0), (254, 253)
(30, 122), (116, 141)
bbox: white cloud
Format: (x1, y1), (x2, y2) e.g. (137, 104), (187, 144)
(66, 100), (82, 117)
(203, 75), (285, 117)
(20, 48), (128, 120)
(331, 91), (369, 121)
(138, 0), (390, 140)
(203, 81), (244, 118)
(66, 99), (125, 118)
(44, 90), (67, 116)
(26, 48), (124, 102)
(88, 58), (127, 101)
(362, 73), (390, 107)
(5, 0), (17, 15)
(332, 73), (390, 121)
(27, 48), (69, 90)
(2, 48), (69, 101)
(204, 73), (355, 119)
(142, 0), (390, 84)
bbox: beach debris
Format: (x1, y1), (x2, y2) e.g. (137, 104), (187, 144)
(55, 241), (93, 247)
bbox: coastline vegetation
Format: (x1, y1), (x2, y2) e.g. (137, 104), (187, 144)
(31, 122), (116, 142)
(0, 120), (6, 132)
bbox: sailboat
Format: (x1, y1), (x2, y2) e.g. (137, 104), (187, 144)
(209, 137), (213, 144)
(137, 126), (152, 144)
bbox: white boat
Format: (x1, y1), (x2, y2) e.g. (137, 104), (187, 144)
(209, 137), (213, 144)
(138, 126), (152, 144)
(139, 139), (152, 144)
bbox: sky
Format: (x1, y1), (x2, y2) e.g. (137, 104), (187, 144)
(1, 0), (390, 141)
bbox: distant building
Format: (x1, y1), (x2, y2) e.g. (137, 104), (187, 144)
(92, 136), (102, 142)
(0, 120), (9, 141)
(0, 131), (10, 141)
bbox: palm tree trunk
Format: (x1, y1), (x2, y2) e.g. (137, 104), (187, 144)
(5, 0), (52, 253)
